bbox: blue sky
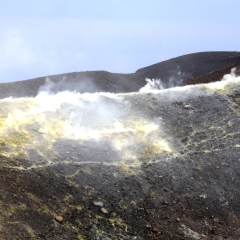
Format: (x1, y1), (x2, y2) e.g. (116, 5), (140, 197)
(0, 0), (239, 82)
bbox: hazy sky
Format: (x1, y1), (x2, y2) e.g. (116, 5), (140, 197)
(0, 0), (239, 82)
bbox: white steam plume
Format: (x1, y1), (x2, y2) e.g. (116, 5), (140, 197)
(140, 78), (164, 92)
(139, 66), (190, 92)
(0, 77), (173, 170)
(1, 67), (240, 171)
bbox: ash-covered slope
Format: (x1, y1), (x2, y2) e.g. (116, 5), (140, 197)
(136, 51), (240, 88)
(1, 70), (240, 239)
(0, 51), (240, 98)
(0, 71), (146, 98)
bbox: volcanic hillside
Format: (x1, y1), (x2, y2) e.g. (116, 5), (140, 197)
(0, 51), (240, 98)
(0, 51), (240, 240)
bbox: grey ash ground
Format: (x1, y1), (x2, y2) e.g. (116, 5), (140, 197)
(0, 51), (240, 239)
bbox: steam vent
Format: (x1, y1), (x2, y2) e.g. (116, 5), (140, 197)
(1, 51), (240, 239)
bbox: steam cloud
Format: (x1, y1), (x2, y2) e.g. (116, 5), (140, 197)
(140, 66), (191, 92)
(140, 79), (164, 92)
(1, 67), (239, 170)
(0, 77), (173, 170)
